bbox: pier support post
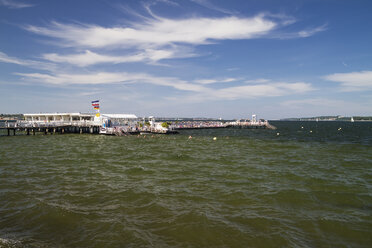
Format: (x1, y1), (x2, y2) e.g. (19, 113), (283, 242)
(13, 129), (16, 136)
(27, 129), (30, 135)
(7, 129), (10, 136)
(45, 128), (48, 135)
(80, 128), (82, 134)
(33, 129), (35, 135)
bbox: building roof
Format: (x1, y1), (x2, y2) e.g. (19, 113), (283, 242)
(23, 113), (138, 119)
(102, 114), (138, 119)
(23, 113), (94, 117)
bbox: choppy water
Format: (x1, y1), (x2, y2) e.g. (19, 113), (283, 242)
(1, 121), (372, 247)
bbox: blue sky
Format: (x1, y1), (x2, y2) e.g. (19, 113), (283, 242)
(1, 0), (372, 119)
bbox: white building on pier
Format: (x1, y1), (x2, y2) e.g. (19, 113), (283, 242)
(23, 112), (138, 127)
(24, 113), (95, 123)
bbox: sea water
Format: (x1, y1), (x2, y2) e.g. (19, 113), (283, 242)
(0, 121), (371, 247)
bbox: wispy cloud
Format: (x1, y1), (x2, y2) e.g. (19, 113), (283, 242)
(42, 47), (196, 67)
(279, 97), (372, 116)
(170, 80), (313, 102)
(210, 81), (313, 100)
(0, 51), (27, 65)
(42, 50), (144, 67)
(14, 71), (209, 92)
(280, 98), (346, 107)
(245, 78), (271, 84)
(25, 15), (278, 49)
(270, 24), (327, 39)
(324, 70), (372, 91)
(297, 25), (327, 38)
(0, 0), (33, 9)
(22, 14), (279, 67)
(0, 51), (56, 71)
(190, 0), (238, 15)
(15, 70), (313, 101)
(194, 77), (238, 84)
(22, 10), (325, 68)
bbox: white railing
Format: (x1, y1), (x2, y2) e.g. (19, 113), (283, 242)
(13, 120), (100, 128)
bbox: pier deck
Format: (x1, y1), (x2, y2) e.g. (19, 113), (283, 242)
(0, 121), (100, 136)
(1, 120), (276, 136)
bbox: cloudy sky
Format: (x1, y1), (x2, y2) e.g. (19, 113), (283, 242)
(1, 0), (371, 119)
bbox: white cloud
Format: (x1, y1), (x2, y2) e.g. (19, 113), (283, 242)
(280, 98), (345, 107)
(190, 0), (237, 15)
(245, 78), (271, 84)
(211, 82), (313, 100)
(0, 51), (56, 71)
(324, 70), (372, 91)
(14, 70), (313, 101)
(21, 10), (326, 68)
(14, 71), (209, 92)
(0, 51), (26, 65)
(42, 50), (145, 67)
(226, 67), (239, 71)
(168, 80), (313, 102)
(22, 14), (282, 67)
(25, 15), (277, 49)
(41, 47), (196, 67)
(271, 24), (327, 39)
(279, 97), (372, 116)
(297, 25), (327, 38)
(0, 0), (33, 8)
(194, 77), (238, 84)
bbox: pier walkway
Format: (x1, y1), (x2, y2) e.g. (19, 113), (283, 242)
(0, 121), (100, 136)
(172, 120), (276, 130)
(1, 119), (276, 137)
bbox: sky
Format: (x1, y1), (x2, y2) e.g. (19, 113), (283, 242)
(1, 0), (372, 119)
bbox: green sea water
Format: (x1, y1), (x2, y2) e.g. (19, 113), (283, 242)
(0, 121), (371, 247)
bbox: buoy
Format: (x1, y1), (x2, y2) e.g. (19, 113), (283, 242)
(338, 127), (342, 131)
(277, 132), (280, 136)
(301, 126), (304, 129)
(188, 135), (192, 139)
(310, 130), (313, 133)
(213, 137), (217, 140)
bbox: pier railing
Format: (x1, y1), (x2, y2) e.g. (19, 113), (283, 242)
(226, 120), (276, 129)
(5, 120), (99, 128)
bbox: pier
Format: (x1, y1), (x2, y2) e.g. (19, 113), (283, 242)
(1, 113), (276, 137)
(0, 122), (100, 136)
(0, 113), (103, 136)
(225, 120), (277, 130)
(171, 119), (276, 130)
